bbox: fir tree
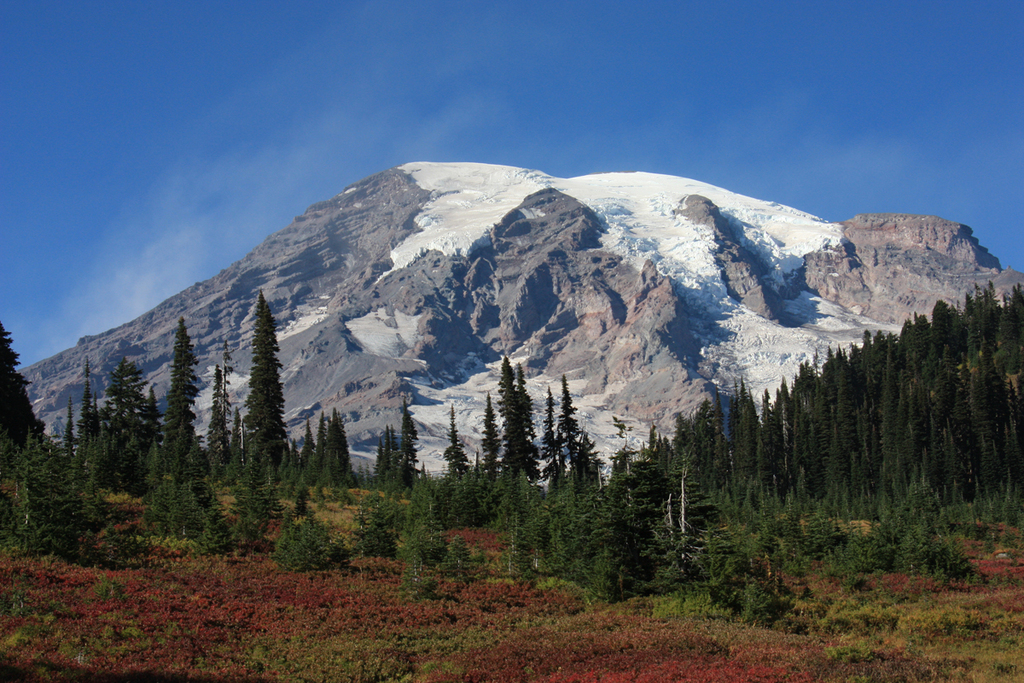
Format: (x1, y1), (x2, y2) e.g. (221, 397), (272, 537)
(443, 405), (469, 477)
(163, 318), (200, 470)
(399, 399), (419, 486)
(195, 500), (234, 555)
(313, 412), (327, 476)
(0, 320), (43, 447)
(77, 360), (101, 445)
(63, 397), (75, 459)
(244, 291), (288, 469)
(557, 375), (581, 479)
(207, 365), (230, 469)
(355, 495), (399, 558)
(541, 387), (561, 486)
(274, 508), (349, 571)
(9, 437), (88, 561)
(481, 393), (501, 481)
(233, 459), (282, 543)
(324, 409), (351, 486)
(99, 357), (150, 492)
(299, 419), (315, 472)
(499, 361), (539, 481)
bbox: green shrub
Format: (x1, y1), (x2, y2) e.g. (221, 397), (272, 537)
(273, 512), (349, 571)
(825, 643), (875, 663)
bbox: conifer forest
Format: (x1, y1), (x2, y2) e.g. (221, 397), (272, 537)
(2, 285), (1024, 682)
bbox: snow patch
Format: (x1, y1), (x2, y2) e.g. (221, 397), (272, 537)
(279, 300), (330, 341)
(347, 309), (423, 358)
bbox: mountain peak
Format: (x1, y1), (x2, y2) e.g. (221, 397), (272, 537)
(22, 163), (1023, 470)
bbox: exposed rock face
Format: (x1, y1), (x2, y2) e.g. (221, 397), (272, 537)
(675, 195), (783, 319)
(803, 213), (1021, 324)
(20, 165), (1022, 467)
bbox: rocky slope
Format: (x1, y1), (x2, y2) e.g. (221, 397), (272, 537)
(21, 163), (1023, 469)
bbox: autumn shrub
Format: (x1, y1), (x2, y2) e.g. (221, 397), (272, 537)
(817, 600), (901, 635)
(651, 590), (732, 620)
(900, 608), (985, 637)
(824, 642), (875, 663)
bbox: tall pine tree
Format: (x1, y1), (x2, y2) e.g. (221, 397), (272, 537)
(163, 317), (200, 472)
(245, 291), (288, 469)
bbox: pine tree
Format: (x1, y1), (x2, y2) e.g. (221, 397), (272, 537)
(557, 374), (581, 477)
(313, 412), (327, 477)
(63, 397), (75, 459)
(299, 419), (315, 472)
(77, 360), (101, 445)
(99, 357), (150, 492)
(481, 393), (501, 481)
(399, 399), (419, 486)
(9, 437), (87, 561)
(207, 365), (230, 469)
(499, 361), (539, 481)
(163, 318), (200, 470)
(325, 409), (351, 486)
(233, 459), (282, 543)
(0, 320), (43, 447)
(443, 405), (469, 477)
(245, 291), (288, 469)
(541, 387), (562, 486)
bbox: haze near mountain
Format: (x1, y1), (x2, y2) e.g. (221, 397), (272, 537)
(22, 163), (1021, 470)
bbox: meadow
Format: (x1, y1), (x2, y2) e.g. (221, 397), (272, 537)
(3, 499), (1023, 683)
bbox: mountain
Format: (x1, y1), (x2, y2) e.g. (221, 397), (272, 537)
(21, 162), (1023, 470)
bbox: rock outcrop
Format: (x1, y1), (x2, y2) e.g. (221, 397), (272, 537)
(803, 213), (1020, 324)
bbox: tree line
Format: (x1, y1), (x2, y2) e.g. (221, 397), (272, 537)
(2, 285), (1022, 616)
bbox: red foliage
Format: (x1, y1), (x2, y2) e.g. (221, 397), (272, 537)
(446, 528), (506, 554)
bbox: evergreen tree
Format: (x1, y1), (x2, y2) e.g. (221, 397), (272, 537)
(8, 437), (88, 561)
(63, 396), (75, 459)
(540, 387), (561, 486)
(557, 375), (580, 474)
(0, 320), (43, 447)
(99, 357), (150, 492)
(141, 386), (162, 450)
(232, 460), (282, 543)
(325, 409), (351, 486)
(399, 399), (419, 486)
(355, 494), (399, 558)
(229, 408), (244, 473)
(499, 360), (540, 481)
(77, 360), (101, 445)
(195, 500), (234, 555)
(244, 291), (288, 469)
(163, 318), (200, 470)
(274, 508), (349, 571)
(481, 393), (501, 481)
(594, 456), (674, 600)
(207, 365), (231, 469)
(299, 418), (315, 472)
(443, 405), (469, 477)
(313, 412), (328, 477)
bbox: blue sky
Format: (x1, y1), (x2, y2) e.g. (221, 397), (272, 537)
(2, 0), (1022, 367)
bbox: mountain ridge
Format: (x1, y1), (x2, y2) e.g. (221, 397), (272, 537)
(22, 162), (1024, 470)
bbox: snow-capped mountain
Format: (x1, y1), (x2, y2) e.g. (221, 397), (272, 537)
(22, 163), (1022, 470)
